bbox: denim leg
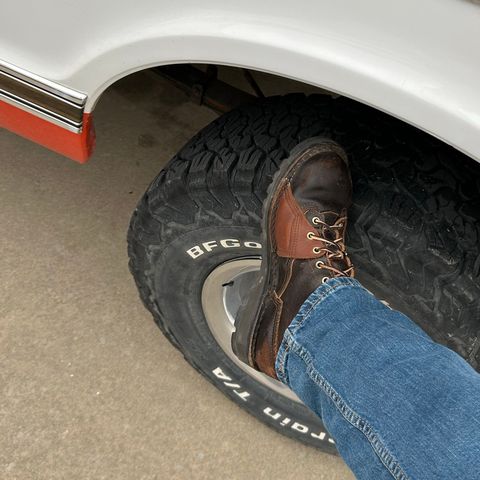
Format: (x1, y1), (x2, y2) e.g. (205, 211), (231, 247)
(276, 277), (480, 480)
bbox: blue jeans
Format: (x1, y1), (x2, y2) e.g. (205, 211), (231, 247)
(275, 277), (480, 480)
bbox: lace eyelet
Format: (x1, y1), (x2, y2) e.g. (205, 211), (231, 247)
(312, 216), (321, 225)
(313, 247), (322, 254)
(315, 260), (325, 269)
(307, 232), (316, 240)
(322, 277), (330, 284)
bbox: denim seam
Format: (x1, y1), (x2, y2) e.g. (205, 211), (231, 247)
(286, 337), (411, 480)
(289, 281), (366, 336)
(275, 341), (290, 385)
(277, 280), (361, 385)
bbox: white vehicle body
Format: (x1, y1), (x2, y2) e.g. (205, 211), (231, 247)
(1, 0), (480, 162)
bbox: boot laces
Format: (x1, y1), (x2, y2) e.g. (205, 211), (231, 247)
(306, 214), (354, 280)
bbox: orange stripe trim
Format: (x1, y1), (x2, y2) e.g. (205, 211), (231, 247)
(0, 99), (95, 163)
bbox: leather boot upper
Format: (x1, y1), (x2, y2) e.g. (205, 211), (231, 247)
(253, 146), (354, 378)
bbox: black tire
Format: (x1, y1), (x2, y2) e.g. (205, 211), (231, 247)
(127, 94), (480, 451)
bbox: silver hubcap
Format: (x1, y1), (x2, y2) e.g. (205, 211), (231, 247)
(202, 258), (301, 403)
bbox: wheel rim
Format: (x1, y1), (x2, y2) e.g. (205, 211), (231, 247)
(202, 257), (302, 403)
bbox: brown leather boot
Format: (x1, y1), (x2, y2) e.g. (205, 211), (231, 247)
(231, 137), (354, 379)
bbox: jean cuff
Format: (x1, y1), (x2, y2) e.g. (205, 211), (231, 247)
(275, 276), (364, 385)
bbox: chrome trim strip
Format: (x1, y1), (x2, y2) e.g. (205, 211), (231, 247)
(0, 91), (83, 132)
(0, 59), (87, 133)
(0, 60), (86, 105)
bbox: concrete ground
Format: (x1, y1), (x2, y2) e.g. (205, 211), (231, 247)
(0, 70), (354, 480)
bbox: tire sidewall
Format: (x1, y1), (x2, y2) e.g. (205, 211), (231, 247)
(152, 223), (337, 451)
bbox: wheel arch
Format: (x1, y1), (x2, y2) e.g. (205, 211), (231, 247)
(79, 15), (480, 162)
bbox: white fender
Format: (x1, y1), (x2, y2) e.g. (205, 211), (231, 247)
(2, 0), (479, 160)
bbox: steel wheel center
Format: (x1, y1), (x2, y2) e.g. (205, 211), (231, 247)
(202, 257), (301, 403)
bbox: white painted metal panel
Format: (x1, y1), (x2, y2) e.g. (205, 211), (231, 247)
(1, 0), (479, 160)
